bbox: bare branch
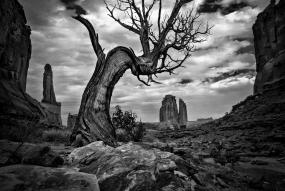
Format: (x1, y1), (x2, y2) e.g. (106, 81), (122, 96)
(103, 0), (211, 84)
(105, 2), (140, 34)
(72, 15), (105, 64)
(157, 0), (162, 37)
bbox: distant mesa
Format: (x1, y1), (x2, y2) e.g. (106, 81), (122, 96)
(159, 95), (188, 129)
(197, 118), (213, 122)
(40, 63), (62, 126)
(253, 0), (285, 94)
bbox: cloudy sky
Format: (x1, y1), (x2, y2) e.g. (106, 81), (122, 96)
(19, 0), (271, 125)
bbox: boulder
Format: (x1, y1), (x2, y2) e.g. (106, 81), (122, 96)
(0, 165), (100, 191)
(0, 140), (63, 167)
(253, 0), (285, 94)
(67, 141), (198, 191)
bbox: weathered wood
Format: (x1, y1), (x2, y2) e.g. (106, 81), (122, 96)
(70, 47), (137, 146)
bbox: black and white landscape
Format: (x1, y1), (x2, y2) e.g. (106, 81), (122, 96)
(0, 0), (285, 190)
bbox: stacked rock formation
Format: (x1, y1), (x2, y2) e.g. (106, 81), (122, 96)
(159, 95), (188, 128)
(67, 113), (78, 129)
(42, 64), (57, 104)
(178, 99), (188, 127)
(253, 0), (285, 94)
(40, 64), (62, 126)
(0, 0), (46, 121)
(159, 95), (179, 127)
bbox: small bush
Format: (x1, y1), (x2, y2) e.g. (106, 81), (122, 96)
(42, 129), (71, 143)
(112, 105), (145, 142)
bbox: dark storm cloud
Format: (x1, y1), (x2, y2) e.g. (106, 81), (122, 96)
(236, 44), (254, 54)
(19, 0), (105, 30)
(203, 69), (256, 83)
(221, 1), (250, 15)
(198, 0), (252, 15)
(198, 0), (222, 14)
(178, 78), (194, 85)
(59, 0), (105, 15)
(234, 37), (255, 54)
(60, 0), (87, 15)
(19, 0), (60, 29)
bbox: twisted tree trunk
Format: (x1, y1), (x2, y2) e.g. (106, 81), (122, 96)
(70, 46), (138, 146)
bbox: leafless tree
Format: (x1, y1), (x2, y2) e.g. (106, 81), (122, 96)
(69, 0), (211, 146)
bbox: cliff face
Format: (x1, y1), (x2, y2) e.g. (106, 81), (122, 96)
(208, 0), (285, 129)
(0, 0), (46, 121)
(253, 0), (285, 94)
(0, 0), (31, 92)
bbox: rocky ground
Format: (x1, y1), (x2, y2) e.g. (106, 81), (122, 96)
(141, 91), (285, 191)
(1, 91), (285, 191)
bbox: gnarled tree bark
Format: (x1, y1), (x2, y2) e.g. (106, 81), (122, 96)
(70, 46), (138, 146)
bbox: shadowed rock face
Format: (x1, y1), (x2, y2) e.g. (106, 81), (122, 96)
(178, 99), (188, 127)
(0, 140), (64, 167)
(0, 0), (30, 92)
(42, 64), (57, 104)
(159, 95), (179, 127)
(253, 0), (285, 94)
(40, 64), (62, 125)
(0, 0), (46, 121)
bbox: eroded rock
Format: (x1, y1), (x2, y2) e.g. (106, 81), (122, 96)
(178, 99), (188, 128)
(68, 141), (198, 191)
(253, 0), (285, 94)
(0, 140), (63, 167)
(159, 95), (179, 127)
(0, 0), (47, 133)
(40, 63), (62, 126)
(0, 165), (100, 191)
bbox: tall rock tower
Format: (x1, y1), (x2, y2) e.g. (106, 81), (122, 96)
(159, 95), (179, 128)
(42, 64), (57, 104)
(178, 99), (188, 127)
(40, 64), (62, 126)
(159, 95), (188, 129)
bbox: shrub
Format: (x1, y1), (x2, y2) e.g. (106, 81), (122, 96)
(112, 105), (145, 142)
(42, 129), (71, 143)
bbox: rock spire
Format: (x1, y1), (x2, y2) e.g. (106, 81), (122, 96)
(159, 95), (188, 129)
(178, 98), (188, 127)
(42, 63), (57, 104)
(40, 64), (62, 126)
